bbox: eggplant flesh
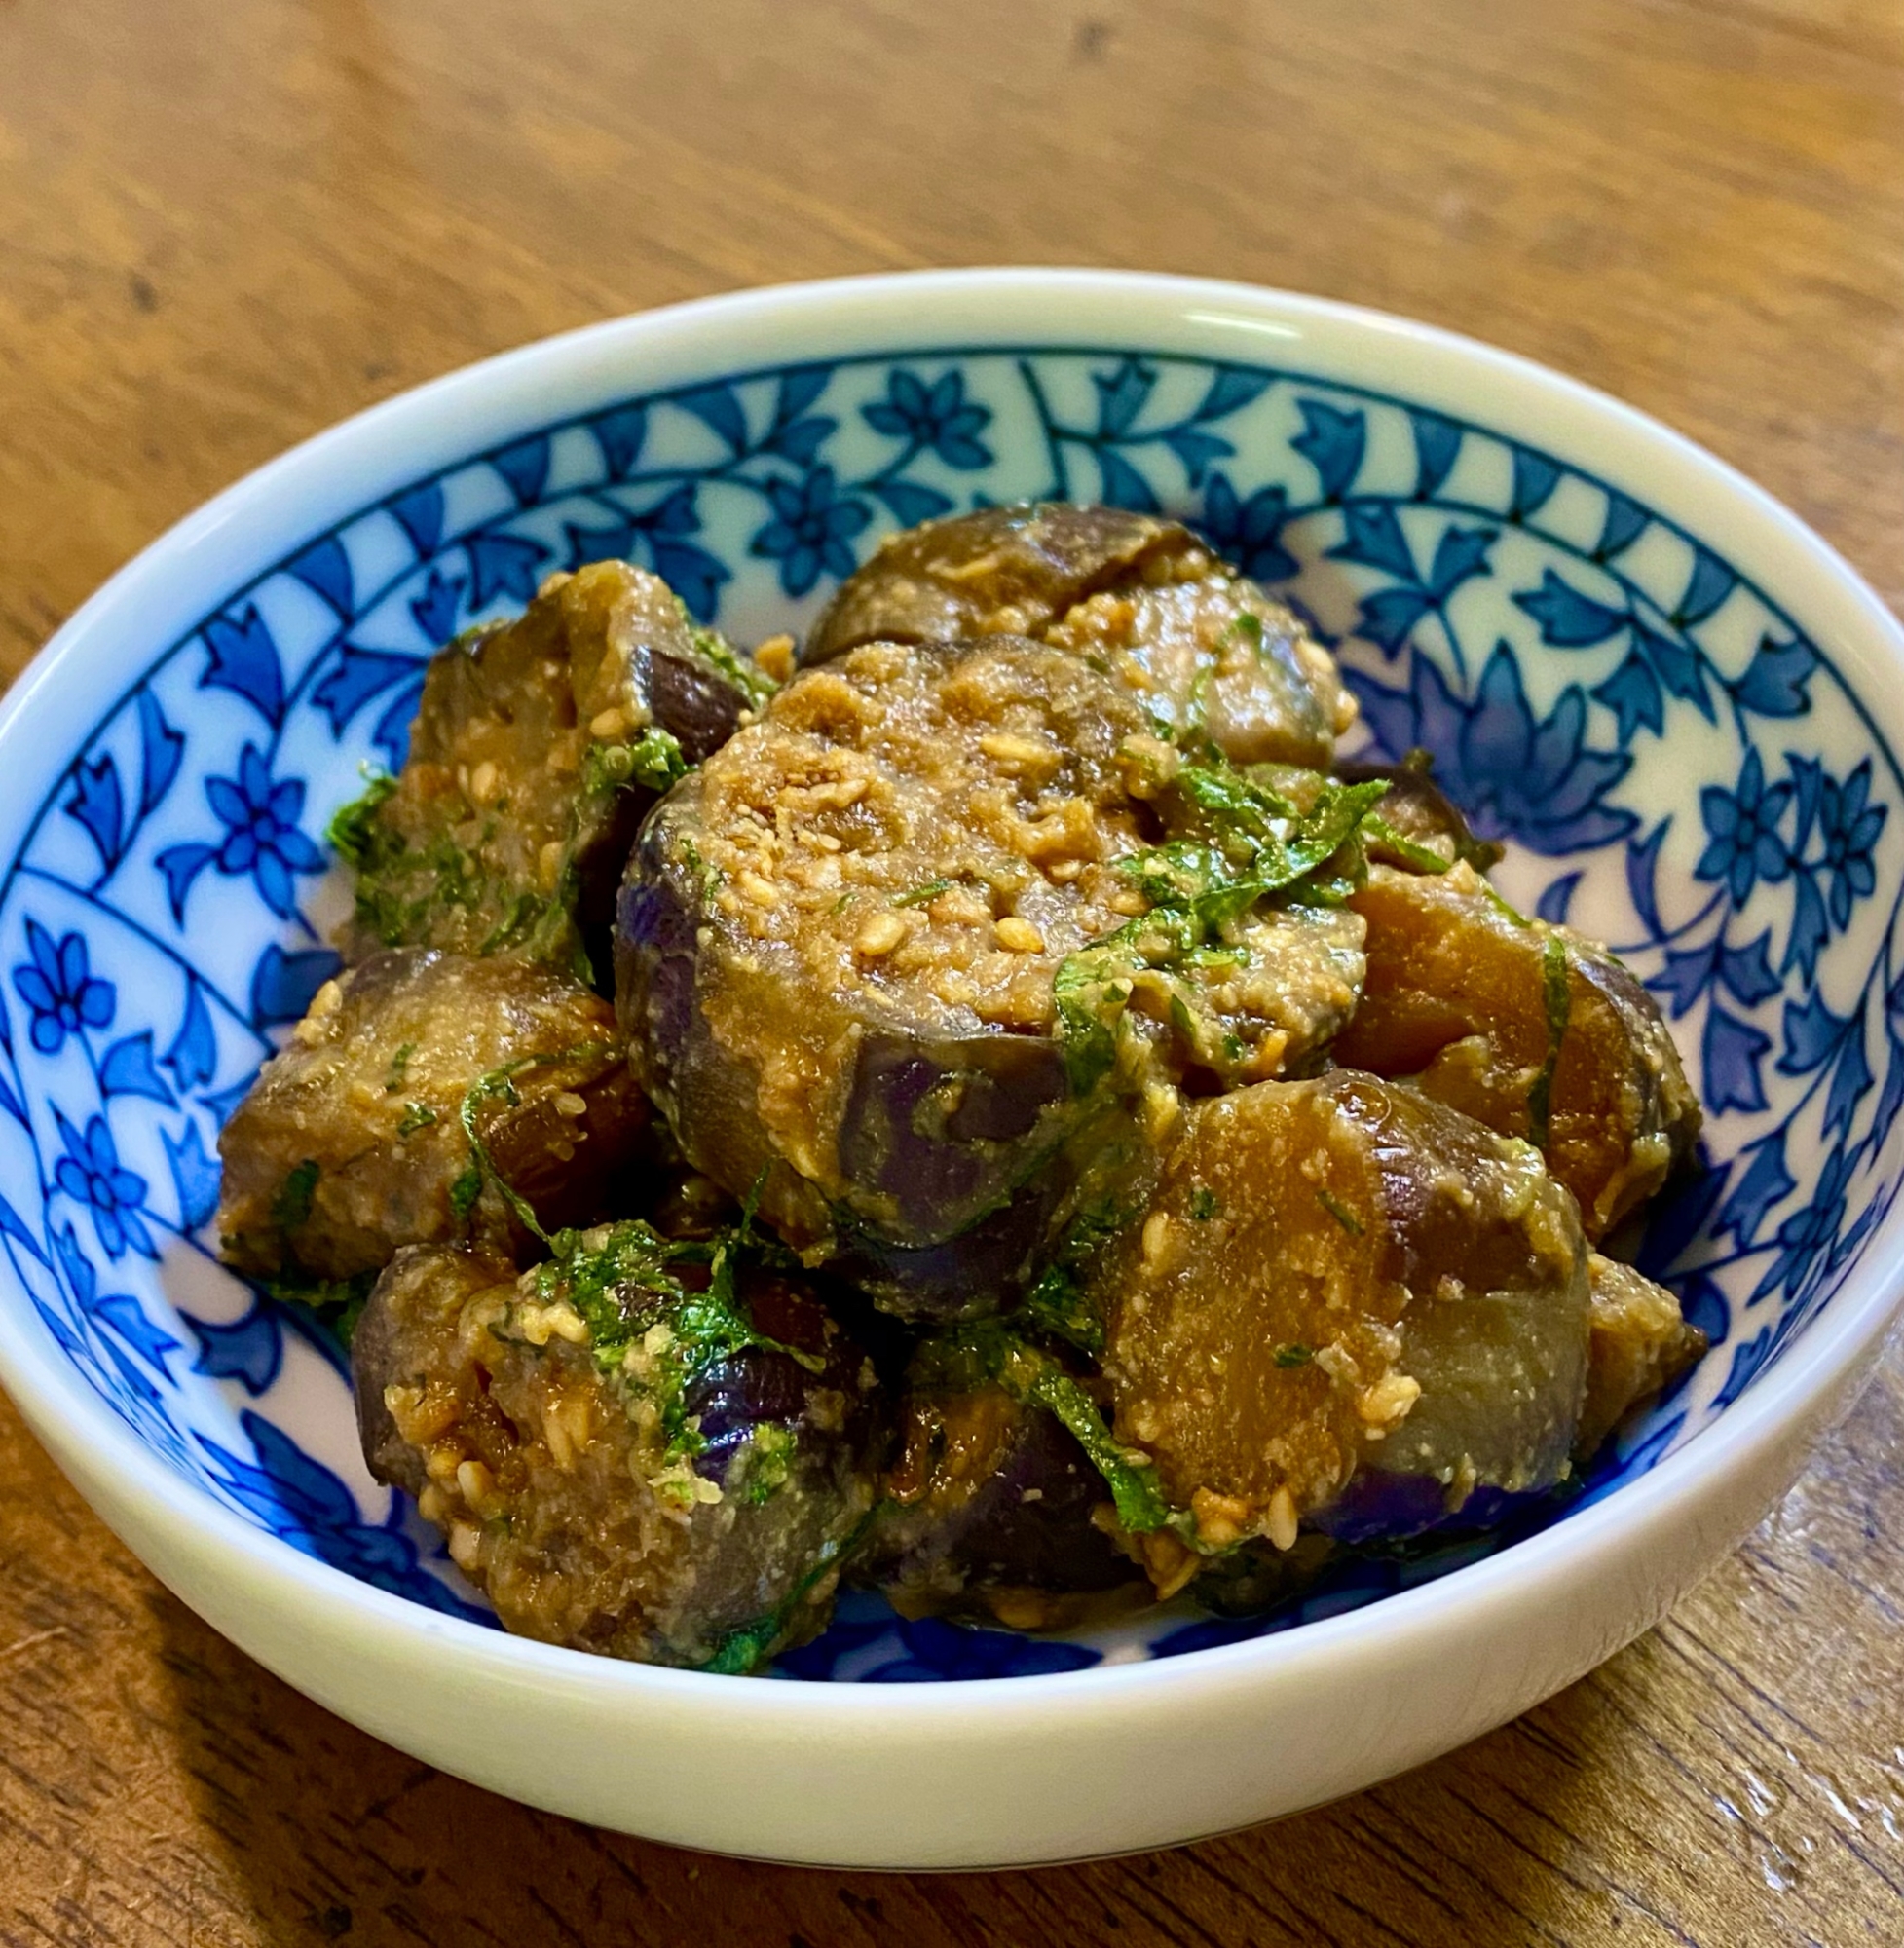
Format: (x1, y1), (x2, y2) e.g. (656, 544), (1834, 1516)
(216, 946), (648, 1287)
(334, 559), (763, 982)
(354, 1230), (882, 1669)
(803, 503), (1356, 769)
(1332, 863), (1701, 1239)
(1096, 1071), (1591, 1584)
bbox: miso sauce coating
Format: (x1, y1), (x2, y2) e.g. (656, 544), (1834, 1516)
(336, 560), (762, 980)
(1332, 863), (1700, 1238)
(805, 504), (1357, 769)
(1096, 1072), (1590, 1590)
(354, 1231), (881, 1669)
(217, 947), (645, 1285)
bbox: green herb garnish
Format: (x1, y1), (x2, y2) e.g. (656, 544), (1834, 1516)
(893, 878), (953, 908)
(271, 1160), (319, 1234)
(1316, 1188), (1364, 1236)
(1188, 1186), (1218, 1221)
(1274, 1343), (1315, 1368)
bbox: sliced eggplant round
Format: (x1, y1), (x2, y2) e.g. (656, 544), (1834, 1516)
(1331, 862), (1701, 1238)
(616, 635), (1363, 1319)
(216, 947), (647, 1290)
(354, 1226), (883, 1670)
(331, 559), (768, 983)
(1576, 1251), (1707, 1460)
(803, 503), (1356, 768)
(1094, 1071), (1590, 1587)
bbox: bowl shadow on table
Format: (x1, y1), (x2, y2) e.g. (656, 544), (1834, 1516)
(151, 1594), (1634, 1947)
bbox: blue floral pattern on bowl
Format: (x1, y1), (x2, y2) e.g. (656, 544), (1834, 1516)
(1, 345), (1895, 1678)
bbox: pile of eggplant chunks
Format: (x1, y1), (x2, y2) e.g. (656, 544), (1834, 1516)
(216, 508), (1706, 1671)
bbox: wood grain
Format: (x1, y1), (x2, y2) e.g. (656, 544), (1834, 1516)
(1, 0), (1901, 1940)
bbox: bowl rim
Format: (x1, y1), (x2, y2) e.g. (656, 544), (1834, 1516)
(2, 265), (1902, 1725)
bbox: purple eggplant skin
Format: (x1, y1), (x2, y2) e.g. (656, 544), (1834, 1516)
(1333, 752), (1504, 872)
(871, 1383), (1142, 1627)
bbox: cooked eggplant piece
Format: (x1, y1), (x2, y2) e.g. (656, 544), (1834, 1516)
(331, 560), (769, 981)
(871, 1377), (1143, 1630)
(1576, 1252), (1707, 1458)
(1094, 1072), (1590, 1591)
(354, 1223), (882, 1670)
(803, 504), (1356, 769)
(1330, 863), (1700, 1239)
(1335, 751), (1503, 872)
(217, 947), (646, 1290)
(616, 635), (1366, 1319)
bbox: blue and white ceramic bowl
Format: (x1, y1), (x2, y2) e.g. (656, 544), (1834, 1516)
(1, 271), (1899, 1866)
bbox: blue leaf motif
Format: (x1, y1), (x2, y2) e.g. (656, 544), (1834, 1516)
(1624, 819), (1669, 938)
(1649, 939), (1716, 1019)
(0, 1188), (49, 1264)
(490, 435), (550, 506)
(1353, 586), (1435, 657)
(1161, 425), (1232, 487)
(163, 1120), (222, 1231)
(1592, 656), (1663, 744)
(201, 607), (284, 724)
(1823, 1004), (1873, 1141)
(1874, 1034), (1904, 1150)
(156, 843), (217, 922)
(1787, 754), (1825, 853)
(763, 416), (836, 467)
(1595, 490), (1650, 560)
(1675, 547), (1736, 625)
(1092, 357), (1154, 439)
(465, 532), (549, 610)
(590, 403), (648, 480)
(313, 647), (426, 737)
(1718, 930), (1781, 1007)
(1192, 368), (1272, 423)
(1703, 1002), (1772, 1113)
(250, 945), (341, 1027)
(64, 756), (125, 874)
(1630, 618), (1712, 719)
(1196, 474), (1297, 584)
(1094, 445), (1160, 514)
(1733, 635), (1818, 719)
(99, 1031), (177, 1105)
(187, 1302), (282, 1394)
(1536, 872), (1582, 924)
(1513, 570), (1625, 648)
(1328, 503), (1419, 582)
(1781, 872), (1829, 984)
(136, 693), (184, 816)
(388, 482), (445, 555)
(676, 383), (749, 454)
(409, 569), (465, 645)
(1291, 399), (1365, 501)
(1776, 991), (1845, 1074)
(372, 679), (425, 772)
(1408, 411), (1463, 498)
(1425, 526), (1495, 603)
(286, 536), (354, 618)
(94, 1293), (181, 1382)
(774, 367), (832, 426)
(1510, 448), (1561, 521)
(872, 479), (954, 528)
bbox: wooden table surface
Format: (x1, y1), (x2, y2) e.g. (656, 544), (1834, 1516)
(2, 1), (1902, 1940)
